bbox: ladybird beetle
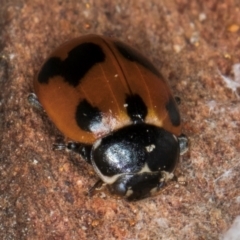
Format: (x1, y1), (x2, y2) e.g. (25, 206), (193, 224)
(32, 34), (188, 200)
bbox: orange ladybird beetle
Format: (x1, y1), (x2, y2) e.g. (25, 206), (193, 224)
(32, 34), (188, 200)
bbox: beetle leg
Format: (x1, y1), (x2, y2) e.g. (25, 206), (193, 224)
(174, 96), (181, 105)
(178, 134), (188, 155)
(88, 179), (106, 197)
(53, 142), (92, 164)
(28, 93), (43, 110)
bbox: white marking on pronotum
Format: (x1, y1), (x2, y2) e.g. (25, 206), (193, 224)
(92, 138), (102, 150)
(145, 144), (155, 152)
(126, 189), (133, 197)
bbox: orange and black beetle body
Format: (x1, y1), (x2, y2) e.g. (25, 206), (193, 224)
(33, 34), (188, 200)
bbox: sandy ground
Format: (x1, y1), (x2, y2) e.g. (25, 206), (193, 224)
(0, 0), (240, 239)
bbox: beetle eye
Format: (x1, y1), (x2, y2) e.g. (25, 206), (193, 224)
(109, 180), (127, 197)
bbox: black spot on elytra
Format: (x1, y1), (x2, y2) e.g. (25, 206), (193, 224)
(75, 99), (102, 132)
(125, 94), (147, 123)
(38, 43), (105, 87)
(114, 41), (162, 78)
(38, 58), (62, 83)
(165, 97), (180, 126)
